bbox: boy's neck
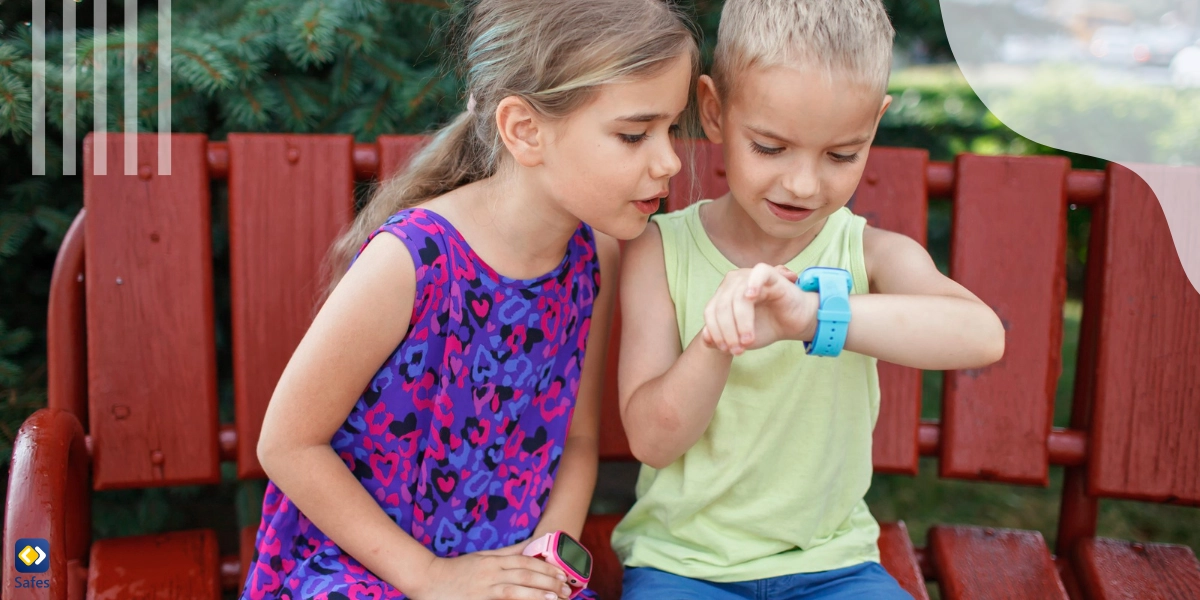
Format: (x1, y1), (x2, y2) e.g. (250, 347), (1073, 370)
(700, 194), (828, 268)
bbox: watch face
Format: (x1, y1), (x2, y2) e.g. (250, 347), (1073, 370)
(556, 533), (592, 578)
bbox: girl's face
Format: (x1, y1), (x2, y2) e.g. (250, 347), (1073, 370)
(538, 54), (693, 240)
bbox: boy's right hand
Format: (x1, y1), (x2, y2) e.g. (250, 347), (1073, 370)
(701, 263), (817, 354)
(410, 552), (572, 600)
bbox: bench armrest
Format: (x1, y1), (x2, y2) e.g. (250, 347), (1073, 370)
(4, 408), (91, 600)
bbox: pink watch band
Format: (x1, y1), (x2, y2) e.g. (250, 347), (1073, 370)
(523, 532), (553, 558)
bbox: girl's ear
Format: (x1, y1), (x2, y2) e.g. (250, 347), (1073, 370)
(697, 75), (725, 144)
(496, 96), (545, 168)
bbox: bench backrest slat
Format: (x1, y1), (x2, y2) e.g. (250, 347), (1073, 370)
(378, 135), (429, 182)
(228, 134), (357, 479)
(853, 147), (930, 475)
(941, 154), (1070, 485)
(1088, 164), (1200, 504)
(83, 133), (221, 489)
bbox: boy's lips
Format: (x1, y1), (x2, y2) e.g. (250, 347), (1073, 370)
(766, 200), (815, 222)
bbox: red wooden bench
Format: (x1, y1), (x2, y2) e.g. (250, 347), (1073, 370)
(4, 132), (1199, 600)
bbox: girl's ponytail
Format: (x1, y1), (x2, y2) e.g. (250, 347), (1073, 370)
(322, 0), (699, 298)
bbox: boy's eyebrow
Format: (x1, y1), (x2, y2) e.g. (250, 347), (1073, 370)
(833, 135), (872, 146)
(615, 112), (671, 123)
(747, 125), (871, 147)
(746, 125), (791, 142)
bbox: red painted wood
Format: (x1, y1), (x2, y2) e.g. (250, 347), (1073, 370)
(853, 147), (929, 475)
(1087, 164), (1200, 504)
(929, 525), (1068, 600)
(941, 154), (1070, 485)
(228, 134), (356, 480)
(377, 135), (430, 183)
(878, 521), (930, 600)
(87, 530), (220, 600)
(667, 141), (728, 211)
(1057, 176), (1113, 555)
(600, 271), (632, 461)
(47, 210), (88, 427)
(1073, 538), (1200, 599)
(239, 525), (257, 593)
(3, 409), (90, 600)
(83, 132), (220, 490)
(581, 513), (624, 600)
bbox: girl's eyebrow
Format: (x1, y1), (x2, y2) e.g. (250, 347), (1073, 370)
(616, 112), (671, 123)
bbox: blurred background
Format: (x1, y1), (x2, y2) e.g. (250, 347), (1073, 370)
(0, 1), (1196, 593)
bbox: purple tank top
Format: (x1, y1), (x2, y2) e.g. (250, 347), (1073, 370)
(240, 207), (601, 600)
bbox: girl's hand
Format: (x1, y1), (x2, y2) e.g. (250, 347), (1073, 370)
(701, 263), (818, 354)
(410, 552), (572, 600)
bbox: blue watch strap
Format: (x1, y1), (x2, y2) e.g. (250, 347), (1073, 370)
(798, 267), (852, 357)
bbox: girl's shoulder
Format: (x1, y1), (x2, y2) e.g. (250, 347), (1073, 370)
(356, 206), (458, 268)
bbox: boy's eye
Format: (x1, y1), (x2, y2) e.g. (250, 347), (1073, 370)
(619, 133), (647, 144)
(830, 152), (860, 163)
(749, 141), (784, 156)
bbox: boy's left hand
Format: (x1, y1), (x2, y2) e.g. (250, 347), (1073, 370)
(701, 263), (818, 355)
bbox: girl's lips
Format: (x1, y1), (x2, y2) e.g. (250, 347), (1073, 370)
(634, 198), (661, 215)
(766, 200), (814, 222)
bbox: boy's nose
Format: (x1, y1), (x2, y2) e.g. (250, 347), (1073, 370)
(781, 164), (820, 200)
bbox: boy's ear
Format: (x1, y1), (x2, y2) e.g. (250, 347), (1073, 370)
(697, 75), (725, 144)
(875, 94), (893, 126)
(496, 96), (544, 168)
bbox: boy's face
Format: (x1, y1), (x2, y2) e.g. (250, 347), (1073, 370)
(699, 64), (891, 240)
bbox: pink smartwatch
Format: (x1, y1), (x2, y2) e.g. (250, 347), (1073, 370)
(522, 531), (593, 598)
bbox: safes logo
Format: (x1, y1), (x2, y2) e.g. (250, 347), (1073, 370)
(14, 538), (49, 573)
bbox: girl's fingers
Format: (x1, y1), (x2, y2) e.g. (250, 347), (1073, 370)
(488, 582), (567, 600)
(500, 555), (566, 580)
(498, 567), (571, 598)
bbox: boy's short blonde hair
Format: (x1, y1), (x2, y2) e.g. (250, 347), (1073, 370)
(712, 0), (894, 99)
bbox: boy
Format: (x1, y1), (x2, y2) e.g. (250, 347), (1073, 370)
(611, 0), (1005, 597)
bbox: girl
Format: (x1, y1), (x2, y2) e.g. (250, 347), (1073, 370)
(239, 1), (697, 599)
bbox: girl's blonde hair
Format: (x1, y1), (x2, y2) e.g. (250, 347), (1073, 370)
(324, 0), (698, 295)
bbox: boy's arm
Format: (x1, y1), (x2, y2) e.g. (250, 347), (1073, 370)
(844, 226), (1005, 369)
(526, 232), (619, 541)
(618, 223), (734, 470)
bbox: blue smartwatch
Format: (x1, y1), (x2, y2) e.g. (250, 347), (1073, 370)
(797, 267), (852, 357)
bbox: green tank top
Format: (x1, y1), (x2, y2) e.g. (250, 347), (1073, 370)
(610, 201), (882, 582)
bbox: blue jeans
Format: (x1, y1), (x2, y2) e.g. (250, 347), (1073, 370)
(621, 562), (913, 600)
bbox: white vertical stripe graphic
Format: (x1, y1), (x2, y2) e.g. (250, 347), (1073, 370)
(32, 0), (46, 175)
(158, 0), (172, 176)
(124, 0), (138, 175)
(94, 0), (107, 176)
(62, 0), (77, 176)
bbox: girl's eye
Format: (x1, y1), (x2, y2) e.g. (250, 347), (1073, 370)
(830, 152), (860, 163)
(668, 124), (682, 137)
(750, 141), (783, 156)
(619, 133), (647, 144)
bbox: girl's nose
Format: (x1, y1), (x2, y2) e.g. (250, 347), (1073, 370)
(650, 138), (683, 180)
